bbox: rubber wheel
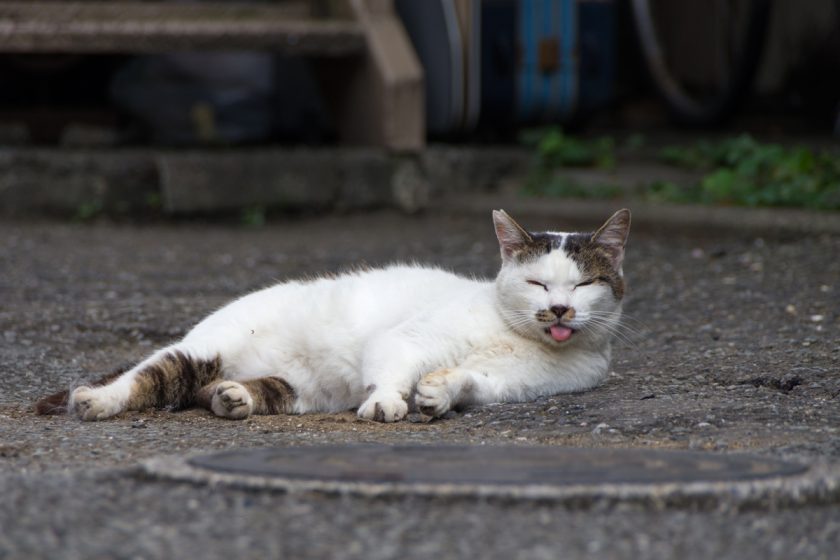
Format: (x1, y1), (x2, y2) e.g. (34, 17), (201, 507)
(631, 0), (772, 126)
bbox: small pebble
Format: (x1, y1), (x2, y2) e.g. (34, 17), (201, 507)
(591, 422), (609, 435)
(406, 413), (432, 424)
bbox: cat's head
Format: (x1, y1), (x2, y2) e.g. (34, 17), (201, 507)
(492, 209), (631, 347)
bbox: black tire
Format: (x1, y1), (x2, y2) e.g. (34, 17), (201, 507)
(631, 0), (772, 126)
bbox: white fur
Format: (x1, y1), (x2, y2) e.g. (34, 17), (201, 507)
(69, 216), (628, 422)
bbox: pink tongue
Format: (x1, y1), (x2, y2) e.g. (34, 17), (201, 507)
(549, 325), (573, 342)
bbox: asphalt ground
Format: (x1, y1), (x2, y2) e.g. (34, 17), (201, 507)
(1, 208), (838, 559)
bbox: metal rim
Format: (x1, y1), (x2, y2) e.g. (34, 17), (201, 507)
(143, 445), (840, 509)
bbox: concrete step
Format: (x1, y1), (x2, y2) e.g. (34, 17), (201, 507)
(0, 1), (365, 55)
(0, 146), (531, 218)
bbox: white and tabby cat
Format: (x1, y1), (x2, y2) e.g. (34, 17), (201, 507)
(35, 209), (631, 422)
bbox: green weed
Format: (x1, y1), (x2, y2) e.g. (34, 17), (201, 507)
(240, 206), (266, 227)
(668, 135), (840, 209)
(74, 200), (103, 221)
(525, 129), (840, 210)
(522, 127), (616, 171)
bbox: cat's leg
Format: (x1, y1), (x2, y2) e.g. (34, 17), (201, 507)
(196, 376), (296, 420)
(416, 352), (609, 417)
(67, 347), (222, 421)
(357, 385), (410, 423)
(416, 366), (523, 417)
(356, 334), (431, 423)
(414, 368), (474, 417)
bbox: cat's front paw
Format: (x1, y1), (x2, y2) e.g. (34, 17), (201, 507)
(211, 381), (254, 420)
(415, 370), (453, 417)
(69, 386), (124, 421)
(357, 390), (408, 423)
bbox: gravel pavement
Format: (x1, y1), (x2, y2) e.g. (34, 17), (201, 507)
(1, 209), (838, 559)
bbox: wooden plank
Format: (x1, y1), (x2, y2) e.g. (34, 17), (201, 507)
(0, 2), (365, 55)
(323, 0), (424, 152)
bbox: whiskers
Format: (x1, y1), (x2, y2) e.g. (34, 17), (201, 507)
(576, 310), (645, 349)
(498, 307), (540, 333)
(498, 305), (646, 350)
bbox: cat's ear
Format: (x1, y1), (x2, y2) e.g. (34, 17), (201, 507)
(493, 209), (533, 261)
(592, 209), (631, 269)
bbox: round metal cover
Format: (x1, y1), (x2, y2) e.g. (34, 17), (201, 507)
(187, 445), (806, 487)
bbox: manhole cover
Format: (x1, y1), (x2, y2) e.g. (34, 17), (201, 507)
(184, 445), (807, 486)
(144, 445), (839, 506)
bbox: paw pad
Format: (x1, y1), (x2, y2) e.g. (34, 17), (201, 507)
(357, 391), (408, 423)
(211, 381), (254, 420)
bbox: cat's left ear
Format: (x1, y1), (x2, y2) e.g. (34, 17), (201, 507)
(592, 209), (631, 269)
(493, 209), (533, 261)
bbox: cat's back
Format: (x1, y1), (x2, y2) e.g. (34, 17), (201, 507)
(187, 264), (483, 343)
(323, 264), (481, 321)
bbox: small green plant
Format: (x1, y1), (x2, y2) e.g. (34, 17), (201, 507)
(659, 142), (716, 169)
(522, 127), (616, 171)
(525, 129), (840, 210)
(74, 200), (103, 221)
(522, 127), (619, 198)
(240, 206), (266, 227)
(145, 192), (162, 210)
(659, 135), (840, 209)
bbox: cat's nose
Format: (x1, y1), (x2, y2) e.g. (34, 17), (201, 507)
(550, 305), (569, 318)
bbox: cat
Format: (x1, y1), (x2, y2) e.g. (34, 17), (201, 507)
(35, 209), (631, 423)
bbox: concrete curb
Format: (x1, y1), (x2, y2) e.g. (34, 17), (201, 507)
(0, 148), (423, 216)
(0, 146), (530, 218)
(0, 146), (836, 237)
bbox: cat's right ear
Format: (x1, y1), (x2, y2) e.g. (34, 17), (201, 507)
(591, 208), (631, 269)
(493, 210), (533, 261)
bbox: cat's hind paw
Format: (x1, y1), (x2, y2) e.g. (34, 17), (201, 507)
(415, 370), (454, 418)
(69, 386), (125, 421)
(211, 381), (254, 420)
(357, 390), (408, 423)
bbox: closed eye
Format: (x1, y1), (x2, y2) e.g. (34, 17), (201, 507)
(575, 276), (611, 288)
(526, 280), (548, 291)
